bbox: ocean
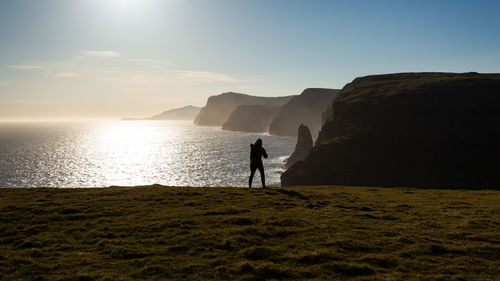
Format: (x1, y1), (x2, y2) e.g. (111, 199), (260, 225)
(0, 121), (295, 188)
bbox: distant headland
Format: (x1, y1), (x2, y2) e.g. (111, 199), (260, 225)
(122, 105), (201, 121)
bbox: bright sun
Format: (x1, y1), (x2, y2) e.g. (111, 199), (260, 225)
(104, 0), (151, 14)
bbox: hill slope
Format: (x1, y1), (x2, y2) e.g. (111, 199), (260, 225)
(1, 185), (498, 280)
(122, 105), (201, 121)
(149, 105), (201, 120)
(282, 72), (500, 188)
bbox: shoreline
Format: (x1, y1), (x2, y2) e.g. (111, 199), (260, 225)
(1, 183), (499, 191)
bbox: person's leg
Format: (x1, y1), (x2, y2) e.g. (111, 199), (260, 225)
(249, 165), (256, 188)
(258, 165), (266, 188)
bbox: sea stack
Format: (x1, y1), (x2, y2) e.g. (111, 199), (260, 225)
(282, 72), (500, 189)
(285, 124), (313, 169)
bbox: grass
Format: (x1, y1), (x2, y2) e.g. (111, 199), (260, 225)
(0, 185), (499, 280)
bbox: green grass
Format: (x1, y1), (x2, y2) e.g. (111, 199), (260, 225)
(1, 185), (499, 280)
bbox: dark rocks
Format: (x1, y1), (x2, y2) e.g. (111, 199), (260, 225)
(282, 72), (500, 189)
(222, 105), (280, 133)
(285, 124), (313, 168)
(269, 88), (340, 139)
(194, 92), (295, 126)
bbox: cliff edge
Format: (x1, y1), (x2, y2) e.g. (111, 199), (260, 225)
(282, 72), (500, 189)
(222, 105), (280, 133)
(194, 92), (295, 126)
(268, 88), (340, 139)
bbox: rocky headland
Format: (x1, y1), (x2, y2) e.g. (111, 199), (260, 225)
(282, 72), (500, 189)
(148, 105), (201, 120)
(194, 92), (295, 126)
(222, 105), (280, 133)
(122, 105), (201, 121)
(269, 88), (340, 139)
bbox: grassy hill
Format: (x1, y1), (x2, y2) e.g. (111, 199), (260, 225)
(1, 185), (499, 280)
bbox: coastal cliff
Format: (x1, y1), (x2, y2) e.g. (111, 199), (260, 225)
(282, 73), (500, 189)
(268, 88), (340, 139)
(222, 105), (279, 133)
(284, 124), (313, 169)
(194, 92), (295, 126)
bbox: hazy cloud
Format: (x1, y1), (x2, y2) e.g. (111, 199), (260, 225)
(0, 99), (58, 105)
(173, 70), (242, 82)
(54, 72), (77, 78)
(129, 58), (174, 68)
(7, 65), (43, 71)
(83, 50), (121, 58)
(0, 81), (9, 86)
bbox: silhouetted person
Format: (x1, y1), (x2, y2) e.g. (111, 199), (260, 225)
(249, 138), (268, 188)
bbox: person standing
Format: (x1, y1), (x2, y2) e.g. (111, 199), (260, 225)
(249, 138), (268, 188)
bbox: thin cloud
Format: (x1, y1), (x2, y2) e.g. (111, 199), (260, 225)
(0, 99), (58, 105)
(54, 72), (77, 78)
(83, 50), (121, 58)
(129, 58), (173, 65)
(129, 58), (174, 68)
(173, 70), (243, 82)
(0, 81), (9, 86)
(7, 65), (43, 71)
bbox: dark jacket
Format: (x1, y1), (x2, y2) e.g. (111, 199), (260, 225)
(250, 143), (268, 164)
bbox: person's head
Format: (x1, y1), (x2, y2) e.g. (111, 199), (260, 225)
(255, 139), (262, 147)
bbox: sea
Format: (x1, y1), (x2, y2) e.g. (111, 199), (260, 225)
(0, 120), (296, 188)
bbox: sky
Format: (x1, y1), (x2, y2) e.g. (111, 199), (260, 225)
(1, 0), (499, 121)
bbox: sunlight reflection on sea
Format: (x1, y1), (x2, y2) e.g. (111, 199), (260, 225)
(0, 121), (295, 187)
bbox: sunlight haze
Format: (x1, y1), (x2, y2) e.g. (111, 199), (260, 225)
(1, 0), (499, 120)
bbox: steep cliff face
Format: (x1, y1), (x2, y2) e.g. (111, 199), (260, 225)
(268, 88), (340, 139)
(222, 105), (280, 133)
(285, 124), (313, 169)
(282, 73), (500, 189)
(194, 92), (295, 126)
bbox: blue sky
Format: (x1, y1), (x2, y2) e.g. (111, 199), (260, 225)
(1, 0), (499, 120)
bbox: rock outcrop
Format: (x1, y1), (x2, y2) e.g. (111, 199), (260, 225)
(282, 72), (500, 189)
(222, 105), (279, 133)
(268, 88), (340, 139)
(194, 92), (295, 126)
(285, 124), (313, 169)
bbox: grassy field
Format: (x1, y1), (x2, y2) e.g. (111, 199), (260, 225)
(0, 185), (499, 280)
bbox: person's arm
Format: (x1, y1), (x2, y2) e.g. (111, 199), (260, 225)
(262, 148), (268, 159)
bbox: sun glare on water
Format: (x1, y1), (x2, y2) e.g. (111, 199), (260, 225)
(92, 121), (177, 185)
